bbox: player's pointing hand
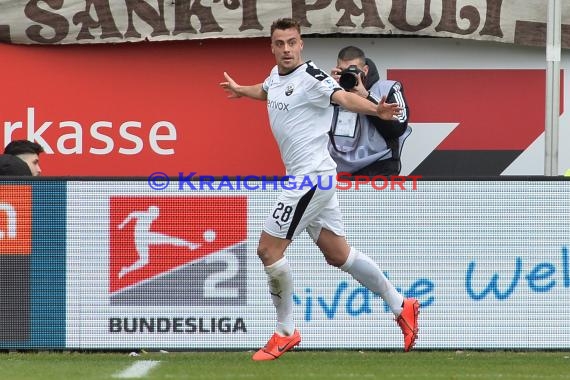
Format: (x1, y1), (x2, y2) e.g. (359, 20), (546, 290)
(220, 72), (242, 99)
(376, 95), (403, 121)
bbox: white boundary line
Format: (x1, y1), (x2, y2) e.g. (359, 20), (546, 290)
(112, 360), (161, 378)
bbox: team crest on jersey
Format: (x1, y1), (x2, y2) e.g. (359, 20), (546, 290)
(285, 84), (295, 96)
(323, 77), (337, 90)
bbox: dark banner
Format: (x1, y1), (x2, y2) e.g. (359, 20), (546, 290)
(0, 1), (569, 48)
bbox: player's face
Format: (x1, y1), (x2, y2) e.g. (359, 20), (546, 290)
(271, 28), (304, 75)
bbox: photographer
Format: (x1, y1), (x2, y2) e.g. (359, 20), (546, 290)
(329, 46), (411, 176)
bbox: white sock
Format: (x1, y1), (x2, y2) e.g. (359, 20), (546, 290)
(340, 247), (404, 316)
(265, 257), (295, 336)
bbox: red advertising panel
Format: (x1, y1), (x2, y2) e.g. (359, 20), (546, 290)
(391, 69), (555, 150)
(391, 69), (564, 175)
(0, 39), (283, 176)
(0, 40), (564, 176)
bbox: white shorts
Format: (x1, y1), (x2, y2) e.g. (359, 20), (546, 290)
(262, 170), (345, 242)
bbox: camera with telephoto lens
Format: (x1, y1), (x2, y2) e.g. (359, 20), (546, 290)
(338, 65), (364, 90)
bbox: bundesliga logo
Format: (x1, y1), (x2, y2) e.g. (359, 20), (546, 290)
(108, 196), (248, 306)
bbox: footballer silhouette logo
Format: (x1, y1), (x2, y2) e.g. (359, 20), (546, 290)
(116, 205), (217, 278)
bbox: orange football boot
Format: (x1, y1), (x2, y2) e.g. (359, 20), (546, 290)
(396, 298), (420, 352)
(252, 330), (301, 361)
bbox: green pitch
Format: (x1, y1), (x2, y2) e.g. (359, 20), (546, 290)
(1, 351), (569, 379)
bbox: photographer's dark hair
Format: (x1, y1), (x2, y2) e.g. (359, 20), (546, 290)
(4, 140), (44, 156)
(270, 18), (301, 37)
(337, 46), (366, 66)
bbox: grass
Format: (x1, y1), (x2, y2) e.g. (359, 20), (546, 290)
(0, 350), (569, 379)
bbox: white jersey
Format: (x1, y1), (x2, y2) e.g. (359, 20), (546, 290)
(262, 61), (342, 175)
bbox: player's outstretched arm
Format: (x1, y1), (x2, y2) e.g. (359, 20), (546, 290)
(220, 72), (267, 101)
(332, 90), (401, 120)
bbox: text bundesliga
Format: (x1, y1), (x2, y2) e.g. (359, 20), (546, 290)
(150, 172), (422, 191)
(109, 317), (246, 334)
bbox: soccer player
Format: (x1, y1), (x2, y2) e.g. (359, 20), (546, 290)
(220, 18), (419, 361)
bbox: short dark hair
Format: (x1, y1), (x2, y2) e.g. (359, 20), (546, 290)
(270, 18), (301, 37)
(4, 140), (44, 156)
(337, 46), (366, 65)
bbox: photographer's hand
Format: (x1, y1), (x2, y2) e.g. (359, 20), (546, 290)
(352, 73), (369, 98)
(330, 67), (342, 83)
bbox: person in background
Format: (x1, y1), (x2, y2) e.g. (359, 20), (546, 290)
(3, 140), (44, 176)
(329, 46), (411, 176)
(0, 153), (33, 176)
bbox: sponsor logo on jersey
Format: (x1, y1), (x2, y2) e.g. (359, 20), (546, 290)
(267, 99), (290, 111)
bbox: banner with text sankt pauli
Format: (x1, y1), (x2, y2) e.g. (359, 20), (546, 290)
(0, 0), (569, 48)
